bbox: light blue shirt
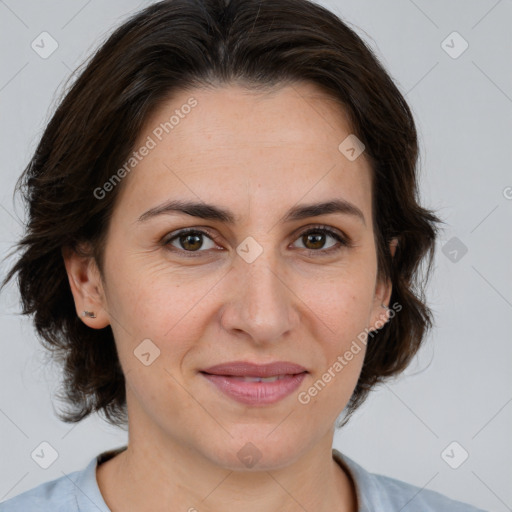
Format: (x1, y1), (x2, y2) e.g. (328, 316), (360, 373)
(0, 447), (488, 511)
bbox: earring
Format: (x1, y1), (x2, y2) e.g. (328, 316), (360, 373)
(82, 310), (96, 318)
(381, 303), (389, 310)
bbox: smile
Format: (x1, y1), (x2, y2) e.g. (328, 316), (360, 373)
(200, 372), (307, 405)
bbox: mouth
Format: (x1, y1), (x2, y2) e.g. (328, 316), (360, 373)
(201, 374), (304, 383)
(199, 361), (308, 405)
(200, 360), (308, 378)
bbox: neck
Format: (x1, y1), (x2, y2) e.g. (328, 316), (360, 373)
(97, 426), (357, 512)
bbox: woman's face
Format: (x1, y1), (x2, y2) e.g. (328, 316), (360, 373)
(73, 82), (392, 469)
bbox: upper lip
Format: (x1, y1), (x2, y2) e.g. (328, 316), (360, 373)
(201, 361), (308, 377)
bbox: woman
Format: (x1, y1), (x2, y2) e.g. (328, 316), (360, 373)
(0, 0), (488, 510)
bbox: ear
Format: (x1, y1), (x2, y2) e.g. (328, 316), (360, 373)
(368, 237), (398, 332)
(61, 244), (110, 329)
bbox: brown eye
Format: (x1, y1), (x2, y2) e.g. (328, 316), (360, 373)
(164, 229), (217, 253)
(162, 225), (349, 258)
(292, 226), (349, 255)
(178, 233), (203, 251)
(302, 232), (327, 250)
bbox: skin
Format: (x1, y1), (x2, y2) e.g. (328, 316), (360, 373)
(63, 81), (395, 512)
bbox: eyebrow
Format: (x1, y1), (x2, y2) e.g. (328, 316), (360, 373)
(137, 198), (366, 226)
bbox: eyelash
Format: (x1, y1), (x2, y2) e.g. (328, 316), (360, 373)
(161, 225), (351, 258)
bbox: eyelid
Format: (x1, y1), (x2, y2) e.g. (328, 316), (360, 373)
(161, 223), (352, 256)
(292, 225), (352, 254)
(291, 223), (351, 243)
(161, 226), (221, 254)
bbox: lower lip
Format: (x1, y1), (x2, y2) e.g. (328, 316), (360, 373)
(201, 372), (307, 405)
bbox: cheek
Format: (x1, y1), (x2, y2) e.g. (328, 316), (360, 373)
(297, 266), (377, 337)
(296, 270), (374, 393)
(299, 284), (371, 413)
(102, 256), (221, 381)
(103, 250), (201, 331)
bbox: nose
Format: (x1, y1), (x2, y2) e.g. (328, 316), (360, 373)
(219, 252), (300, 345)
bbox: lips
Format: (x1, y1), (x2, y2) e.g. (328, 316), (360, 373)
(200, 361), (308, 405)
(200, 361), (308, 378)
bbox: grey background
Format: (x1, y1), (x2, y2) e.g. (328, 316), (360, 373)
(0, 1), (511, 510)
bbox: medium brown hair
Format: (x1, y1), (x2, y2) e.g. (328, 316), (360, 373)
(1, 0), (439, 427)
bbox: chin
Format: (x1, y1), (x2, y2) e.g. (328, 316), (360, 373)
(202, 430), (307, 471)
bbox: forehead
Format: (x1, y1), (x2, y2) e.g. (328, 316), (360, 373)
(142, 81), (357, 156)
(115, 82), (373, 224)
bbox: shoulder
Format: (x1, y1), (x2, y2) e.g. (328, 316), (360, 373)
(0, 454), (109, 512)
(333, 449), (489, 512)
(0, 471), (79, 512)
